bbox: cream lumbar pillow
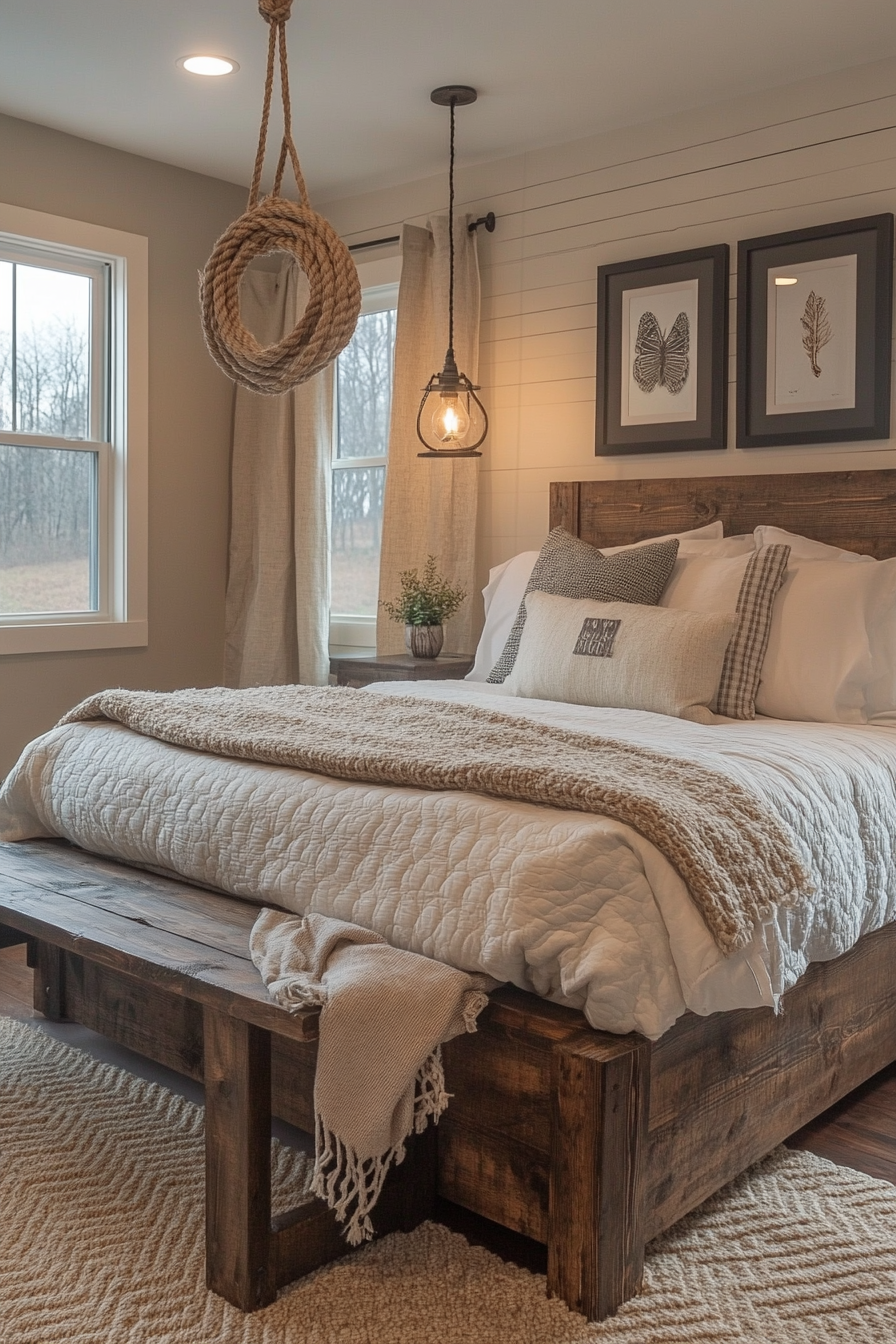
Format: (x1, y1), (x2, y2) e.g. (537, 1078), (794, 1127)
(503, 591), (736, 723)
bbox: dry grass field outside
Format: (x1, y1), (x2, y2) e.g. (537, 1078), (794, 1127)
(0, 558), (91, 614)
(331, 523), (381, 617)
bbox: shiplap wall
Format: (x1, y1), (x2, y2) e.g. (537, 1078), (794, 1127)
(322, 54), (896, 601)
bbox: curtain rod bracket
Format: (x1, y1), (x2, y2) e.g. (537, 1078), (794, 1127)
(468, 212), (496, 234)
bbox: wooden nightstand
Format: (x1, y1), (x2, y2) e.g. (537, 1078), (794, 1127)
(330, 652), (475, 689)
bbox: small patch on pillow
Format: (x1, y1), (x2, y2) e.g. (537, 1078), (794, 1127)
(573, 617), (621, 658)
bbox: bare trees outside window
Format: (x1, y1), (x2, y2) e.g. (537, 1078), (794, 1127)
(0, 259), (98, 615)
(331, 304), (396, 617)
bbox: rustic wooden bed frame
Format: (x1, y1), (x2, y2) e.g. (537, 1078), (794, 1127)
(2, 467), (896, 1323)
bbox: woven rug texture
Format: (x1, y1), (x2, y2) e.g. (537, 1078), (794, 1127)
(0, 1015), (895, 1343)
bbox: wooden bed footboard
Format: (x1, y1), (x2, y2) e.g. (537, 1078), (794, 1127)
(438, 920), (896, 1317)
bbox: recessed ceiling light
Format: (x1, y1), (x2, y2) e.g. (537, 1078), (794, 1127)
(775, 277), (799, 286)
(178, 55), (239, 77)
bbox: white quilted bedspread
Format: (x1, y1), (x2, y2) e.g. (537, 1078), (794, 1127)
(2, 679), (896, 1039)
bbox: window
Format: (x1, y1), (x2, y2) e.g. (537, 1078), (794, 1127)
(0, 202), (147, 655)
(330, 257), (400, 648)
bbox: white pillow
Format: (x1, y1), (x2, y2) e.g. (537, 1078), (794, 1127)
(598, 519), (723, 555)
(754, 560), (896, 722)
(660, 546), (757, 613)
(754, 525), (874, 564)
(750, 528), (896, 722)
(504, 591), (736, 723)
(467, 523), (731, 683)
(467, 551), (540, 681)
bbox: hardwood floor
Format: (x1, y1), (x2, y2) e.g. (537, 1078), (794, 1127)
(2, 940), (895, 1274)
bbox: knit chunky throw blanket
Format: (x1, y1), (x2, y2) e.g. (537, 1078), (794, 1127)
(60, 684), (811, 955)
(250, 909), (492, 1244)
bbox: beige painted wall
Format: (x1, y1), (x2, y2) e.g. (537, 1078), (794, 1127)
(322, 54), (896, 623)
(0, 113), (245, 775)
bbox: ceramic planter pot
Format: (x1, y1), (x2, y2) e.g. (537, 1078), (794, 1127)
(405, 623), (444, 658)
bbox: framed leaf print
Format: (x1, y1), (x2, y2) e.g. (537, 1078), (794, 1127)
(736, 215), (893, 448)
(595, 244), (729, 455)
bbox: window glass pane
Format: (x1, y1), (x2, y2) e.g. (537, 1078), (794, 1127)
(336, 308), (396, 459)
(0, 262), (11, 432)
(0, 445), (96, 613)
(15, 264), (91, 438)
(331, 465), (384, 617)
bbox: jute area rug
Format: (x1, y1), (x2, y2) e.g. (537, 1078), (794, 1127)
(1, 1017), (895, 1344)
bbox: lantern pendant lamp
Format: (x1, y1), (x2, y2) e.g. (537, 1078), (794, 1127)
(417, 85), (489, 457)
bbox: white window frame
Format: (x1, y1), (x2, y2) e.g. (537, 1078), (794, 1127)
(0, 202), (148, 655)
(329, 254), (400, 650)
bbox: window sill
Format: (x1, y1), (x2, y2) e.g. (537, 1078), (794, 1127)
(0, 619), (148, 656)
(329, 642), (377, 659)
(330, 616), (377, 649)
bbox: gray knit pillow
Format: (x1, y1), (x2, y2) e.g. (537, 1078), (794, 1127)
(487, 528), (679, 684)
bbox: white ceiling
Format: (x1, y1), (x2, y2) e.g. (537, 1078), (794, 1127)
(3, 0), (896, 203)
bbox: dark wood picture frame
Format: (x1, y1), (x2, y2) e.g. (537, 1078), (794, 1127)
(595, 244), (729, 455)
(736, 214), (894, 449)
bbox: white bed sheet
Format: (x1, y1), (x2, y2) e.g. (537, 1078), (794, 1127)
(2, 680), (896, 1040)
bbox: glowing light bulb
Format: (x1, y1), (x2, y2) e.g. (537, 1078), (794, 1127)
(431, 394), (470, 445)
(179, 55), (239, 76)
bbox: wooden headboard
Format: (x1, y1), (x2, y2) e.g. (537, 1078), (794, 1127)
(549, 470), (896, 560)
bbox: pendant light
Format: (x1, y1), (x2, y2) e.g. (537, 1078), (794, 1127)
(417, 85), (489, 457)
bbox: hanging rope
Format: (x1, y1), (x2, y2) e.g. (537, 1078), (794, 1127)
(200, 0), (361, 395)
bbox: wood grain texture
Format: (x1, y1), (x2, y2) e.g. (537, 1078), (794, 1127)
(550, 470), (896, 559)
(0, 944), (36, 1019)
(440, 990), (627, 1243)
(548, 1034), (649, 1321)
(63, 953), (205, 1080)
(203, 1009), (273, 1310)
(644, 918), (896, 1241)
(548, 482), (580, 539)
(0, 842), (319, 1043)
(0, 840), (261, 955)
(45, 946), (319, 1132)
(33, 941), (65, 1021)
(330, 653), (474, 687)
(787, 1060), (896, 1183)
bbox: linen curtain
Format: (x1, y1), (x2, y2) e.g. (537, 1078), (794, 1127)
(376, 217), (481, 656)
(224, 260), (332, 688)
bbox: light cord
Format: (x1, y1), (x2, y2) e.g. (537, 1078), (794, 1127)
(448, 96), (456, 358)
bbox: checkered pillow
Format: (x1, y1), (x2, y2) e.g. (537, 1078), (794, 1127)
(487, 528), (679, 684)
(715, 544), (790, 719)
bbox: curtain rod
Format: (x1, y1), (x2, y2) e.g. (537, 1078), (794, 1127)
(348, 235), (400, 253)
(347, 214), (496, 254)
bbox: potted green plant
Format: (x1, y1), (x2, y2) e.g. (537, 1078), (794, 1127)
(380, 556), (466, 658)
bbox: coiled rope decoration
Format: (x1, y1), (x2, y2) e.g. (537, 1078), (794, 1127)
(200, 0), (361, 395)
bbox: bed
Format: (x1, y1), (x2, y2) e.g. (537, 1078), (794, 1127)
(2, 467), (896, 1321)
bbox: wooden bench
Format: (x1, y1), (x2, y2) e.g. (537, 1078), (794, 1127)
(0, 839), (436, 1311)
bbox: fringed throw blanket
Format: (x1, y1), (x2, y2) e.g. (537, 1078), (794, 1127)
(60, 684), (811, 954)
(250, 908), (492, 1243)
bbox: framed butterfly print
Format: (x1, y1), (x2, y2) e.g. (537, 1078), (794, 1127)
(595, 244), (729, 455)
(736, 215), (893, 449)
